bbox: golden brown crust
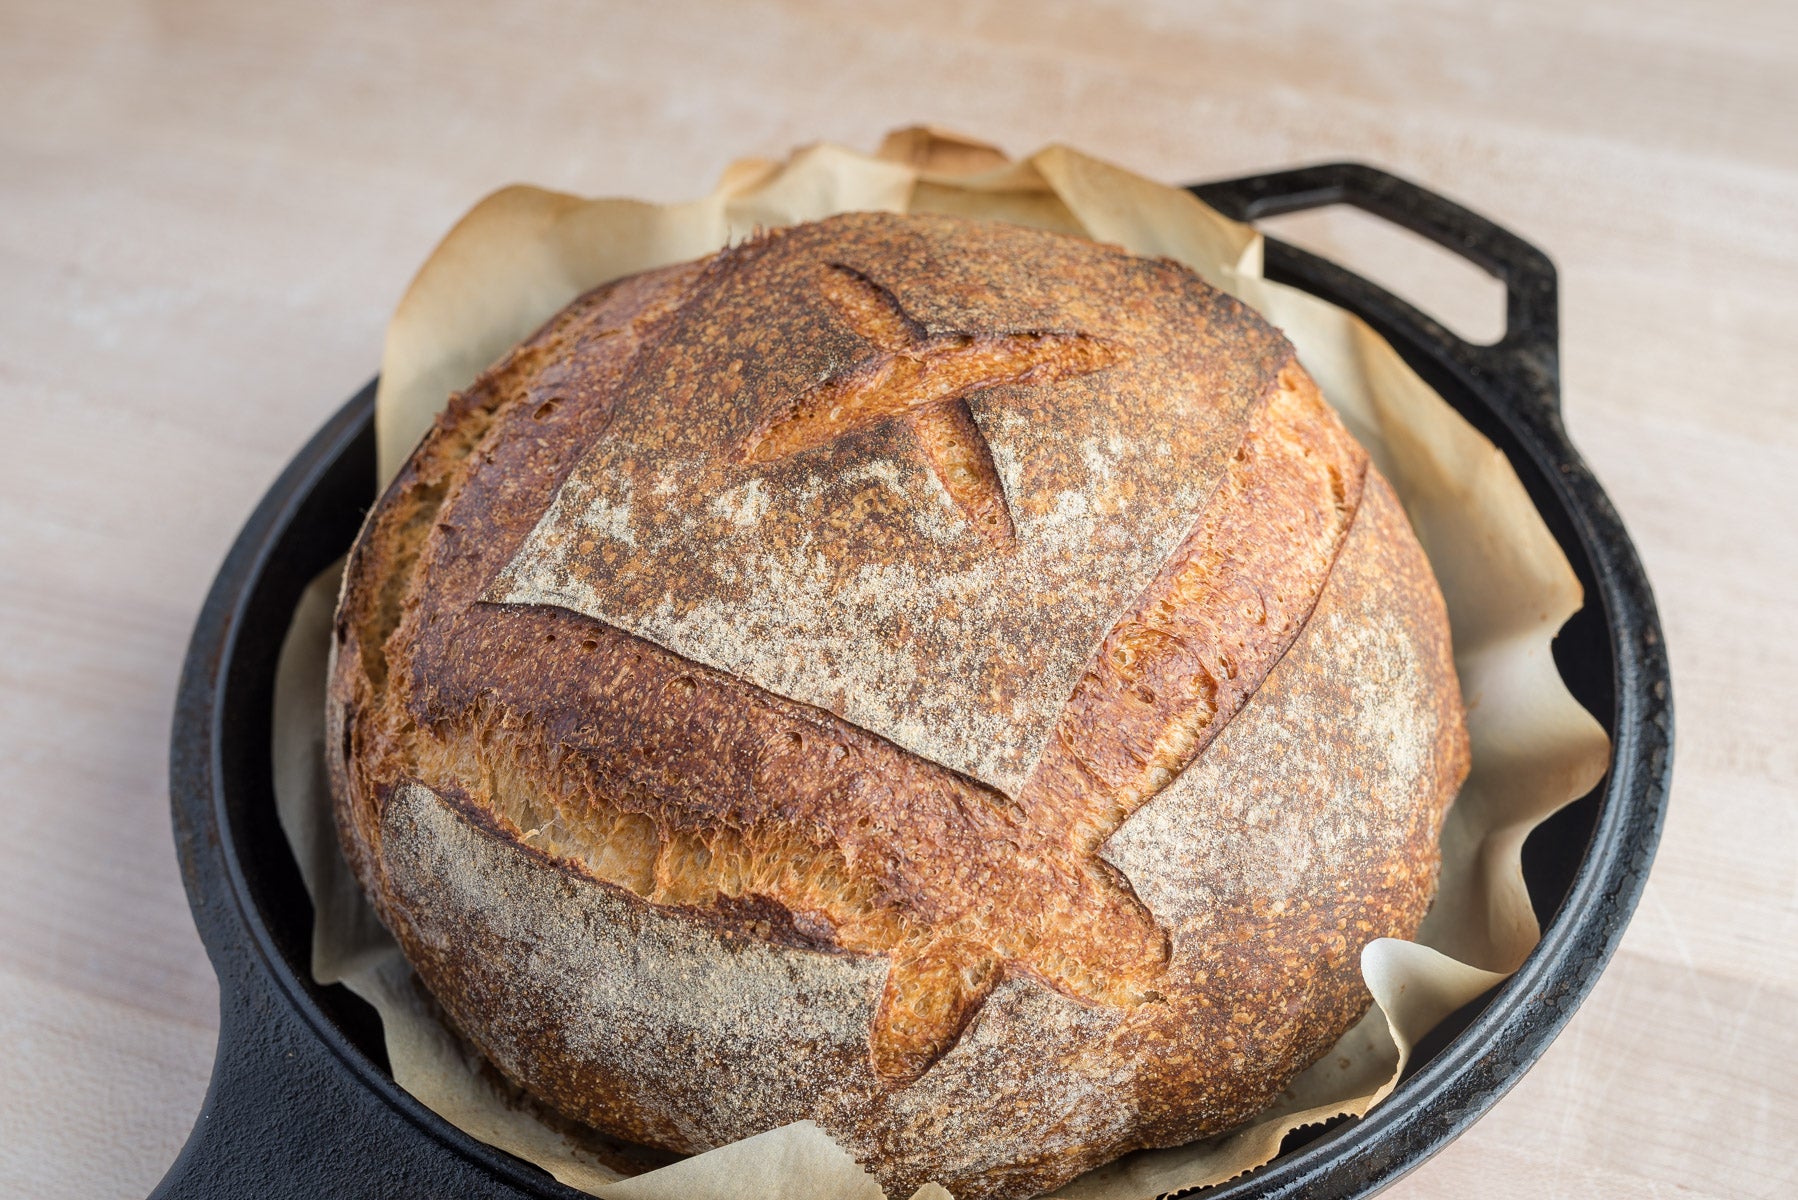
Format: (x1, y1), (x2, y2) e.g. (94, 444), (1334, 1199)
(483, 213), (1292, 798)
(327, 213), (1469, 1200)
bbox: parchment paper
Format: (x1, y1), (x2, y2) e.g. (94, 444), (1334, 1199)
(272, 128), (1611, 1199)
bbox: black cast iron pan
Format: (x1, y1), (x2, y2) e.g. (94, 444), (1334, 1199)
(157, 163), (1673, 1199)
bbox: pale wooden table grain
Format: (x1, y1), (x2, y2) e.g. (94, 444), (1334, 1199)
(3, 1), (1794, 1196)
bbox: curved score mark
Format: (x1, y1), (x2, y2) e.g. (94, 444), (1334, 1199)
(867, 366), (1373, 1085)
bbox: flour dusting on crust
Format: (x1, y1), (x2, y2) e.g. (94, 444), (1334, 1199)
(488, 213), (1287, 795)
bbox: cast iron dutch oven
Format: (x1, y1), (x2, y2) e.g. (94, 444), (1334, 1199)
(158, 164), (1673, 1199)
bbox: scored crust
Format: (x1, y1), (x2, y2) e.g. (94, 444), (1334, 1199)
(328, 213), (1469, 1200)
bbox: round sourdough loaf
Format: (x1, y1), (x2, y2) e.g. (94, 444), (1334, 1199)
(328, 211), (1469, 1200)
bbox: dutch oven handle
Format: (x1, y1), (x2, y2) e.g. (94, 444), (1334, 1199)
(1188, 162), (1563, 425)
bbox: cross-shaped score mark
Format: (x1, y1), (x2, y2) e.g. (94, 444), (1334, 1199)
(741, 263), (1121, 542)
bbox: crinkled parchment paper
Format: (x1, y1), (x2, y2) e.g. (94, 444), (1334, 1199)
(271, 128), (1610, 1199)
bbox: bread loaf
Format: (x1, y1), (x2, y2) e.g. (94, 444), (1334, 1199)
(328, 211), (1468, 1200)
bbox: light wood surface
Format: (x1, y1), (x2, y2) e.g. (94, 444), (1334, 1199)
(3, 2), (1793, 1196)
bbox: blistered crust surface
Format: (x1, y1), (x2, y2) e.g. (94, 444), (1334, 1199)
(327, 215), (1469, 1200)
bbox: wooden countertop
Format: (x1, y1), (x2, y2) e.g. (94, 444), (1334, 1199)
(3, 2), (1792, 1196)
